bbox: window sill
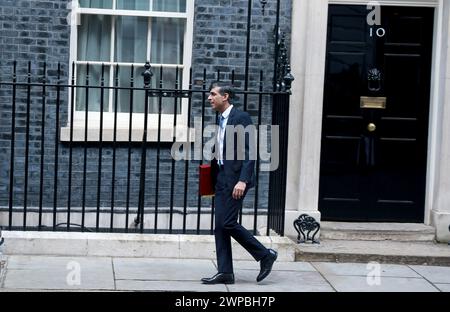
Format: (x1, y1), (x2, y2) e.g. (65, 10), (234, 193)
(60, 126), (196, 143)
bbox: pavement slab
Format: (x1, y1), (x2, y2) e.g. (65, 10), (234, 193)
(434, 284), (450, 292)
(231, 260), (317, 272)
(116, 280), (228, 292)
(227, 270), (335, 292)
(114, 258), (217, 281)
(409, 265), (450, 284)
(323, 275), (439, 292)
(313, 262), (421, 278)
(4, 256), (115, 291)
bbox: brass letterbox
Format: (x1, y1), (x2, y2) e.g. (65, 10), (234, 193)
(360, 96), (387, 109)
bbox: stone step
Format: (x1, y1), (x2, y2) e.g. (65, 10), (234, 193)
(319, 222), (436, 242)
(0, 231), (296, 262)
(294, 239), (450, 266)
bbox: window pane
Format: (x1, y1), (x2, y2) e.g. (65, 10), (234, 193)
(79, 0), (113, 9)
(115, 66), (146, 114)
(117, 0), (149, 10)
(115, 17), (148, 63)
(76, 65), (110, 112)
(153, 0), (186, 12)
(150, 67), (183, 114)
(151, 18), (185, 64)
(78, 15), (112, 62)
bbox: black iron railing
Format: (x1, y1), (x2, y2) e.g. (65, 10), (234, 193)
(0, 60), (291, 236)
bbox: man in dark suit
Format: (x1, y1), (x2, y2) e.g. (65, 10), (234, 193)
(201, 82), (277, 285)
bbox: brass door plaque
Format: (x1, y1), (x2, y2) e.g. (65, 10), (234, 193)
(360, 96), (387, 109)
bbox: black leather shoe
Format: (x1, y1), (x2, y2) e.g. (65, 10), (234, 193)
(257, 249), (278, 282)
(201, 273), (235, 285)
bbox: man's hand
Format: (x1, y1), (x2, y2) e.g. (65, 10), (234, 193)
(233, 182), (247, 200)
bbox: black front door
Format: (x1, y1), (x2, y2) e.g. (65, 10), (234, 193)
(319, 5), (434, 222)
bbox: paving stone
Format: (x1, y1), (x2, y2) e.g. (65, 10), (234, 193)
(114, 258), (217, 281)
(409, 265), (450, 284)
(226, 270), (334, 292)
(4, 256), (114, 290)
(116, 280), (228, 292)
(434, 284), (450, 292)
(231, 260), (316, 272)
(324, 275), (438, 292)
(313, 262), (421, 278)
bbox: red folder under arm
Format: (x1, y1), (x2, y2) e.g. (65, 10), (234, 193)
(199, 164), (215, 196)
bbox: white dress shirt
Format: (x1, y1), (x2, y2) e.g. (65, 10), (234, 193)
(218, 105), (233, 165)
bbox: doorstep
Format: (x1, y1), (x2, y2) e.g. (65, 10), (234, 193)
(293, 239), (450, 266)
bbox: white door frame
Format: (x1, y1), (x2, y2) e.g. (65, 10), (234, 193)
(285, 0), (444, 236)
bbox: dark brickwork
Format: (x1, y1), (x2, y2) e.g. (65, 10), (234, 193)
(0, 0), (292, 231)
(192, 0), (291, 87)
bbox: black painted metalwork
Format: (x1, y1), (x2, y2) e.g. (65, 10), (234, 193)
(154, 66), (163, 234)
(23, 61), (31, 230)
(266, 91), (290, 237)
(96, 64), (105, 232)
(54, 64), (62, 231)
(1, 8), (293, 235)
(0, 63), (291, 236)
(125, 65), (135, 232)
(8, 61), (17, 231)
(110, 65), (120, 231)
(81, 63), (90, 232)
(275, 34), (294, 93)
(293, 214), (321, 245)
(265, 32), (294, 236)
(196, 69), (207, 235)
(260, 0), (268, 14)
(135, 62), (153, 231)
(67, 63), (75, 231)
(38, 63), (47, 231)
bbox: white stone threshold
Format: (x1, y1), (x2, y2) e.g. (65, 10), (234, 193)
(0, 231), (296, 262)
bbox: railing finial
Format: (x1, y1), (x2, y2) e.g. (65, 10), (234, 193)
(142, 61), (153, 88)
(260, 0), (268, 15)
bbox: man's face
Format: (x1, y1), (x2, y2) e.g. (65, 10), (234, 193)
(208, 87), (229, 112)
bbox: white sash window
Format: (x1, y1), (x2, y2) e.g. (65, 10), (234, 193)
(63, 0), (194, 142)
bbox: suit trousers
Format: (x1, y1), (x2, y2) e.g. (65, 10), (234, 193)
(214, 170), (269, 274)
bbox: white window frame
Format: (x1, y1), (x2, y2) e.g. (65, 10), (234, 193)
(62, 0), (195, 142)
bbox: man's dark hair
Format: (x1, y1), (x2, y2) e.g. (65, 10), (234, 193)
(209, 81), (235, 103)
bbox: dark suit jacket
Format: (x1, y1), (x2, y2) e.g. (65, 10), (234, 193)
(212, 107), (256, 191)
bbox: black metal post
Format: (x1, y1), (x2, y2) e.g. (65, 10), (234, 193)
(81, 63), (90, 232)
(244, 0), (253, 111)
(23, 61), (31, 230)
(196, 69), (207, 235)
(111, 65), (120, 232)
(53, 63), (61, 230)
(273, 0), (281, 92)
(38, 63), (47, 231)
(96, 64), (105, 231)
(154, 66), (163, 234)
(182, 68), (193, 234)
(253, 70), (264, 235)
(125, 65), (135, 232)
(67, 62), (76, 232)
(136, 62), (153, 232)
(169, 67), (180, 234)
(8, 61), (17, 231)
